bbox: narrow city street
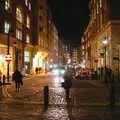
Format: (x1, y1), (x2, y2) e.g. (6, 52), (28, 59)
(0, 73), (120, 120)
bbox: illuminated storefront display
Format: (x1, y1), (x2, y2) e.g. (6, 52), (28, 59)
(33, 51), (48, 73)
(0, 55), (6, 74)
(0, 46), (14, 77)
(24, 51), (30, 74)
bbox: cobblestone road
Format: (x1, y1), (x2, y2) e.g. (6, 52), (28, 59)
(0, 75), (120, 120)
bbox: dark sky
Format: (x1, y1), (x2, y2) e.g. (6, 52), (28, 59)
(48, 0), (90, 46)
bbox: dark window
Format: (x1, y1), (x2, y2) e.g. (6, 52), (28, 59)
(39, 27), (43, 32)
(40, 5), (43, 9)
(39, 16), (43, 20)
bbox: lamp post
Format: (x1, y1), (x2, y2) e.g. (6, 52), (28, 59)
(7, 31), (10, 82)
(102, 37), (108, 84)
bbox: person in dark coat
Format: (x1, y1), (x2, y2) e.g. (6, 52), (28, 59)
(12, 69), (23, 92)
(63, 72), (72, 101)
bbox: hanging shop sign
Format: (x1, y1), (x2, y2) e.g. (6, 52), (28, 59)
(94, 56), (99, 63)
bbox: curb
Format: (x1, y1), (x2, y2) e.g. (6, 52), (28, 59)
(0, 85), (12, 99)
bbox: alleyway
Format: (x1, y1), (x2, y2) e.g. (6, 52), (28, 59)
(0, 74), (120, 120)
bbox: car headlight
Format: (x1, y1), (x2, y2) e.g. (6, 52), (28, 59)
(61, 70), (65, 74)
(52, 69), (59, 75)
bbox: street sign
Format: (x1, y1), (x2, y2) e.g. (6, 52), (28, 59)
(4, 54), (12, 63)
(94, 56), (99, 63)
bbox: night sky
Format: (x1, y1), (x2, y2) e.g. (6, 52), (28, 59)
(48, 0), (90, 47)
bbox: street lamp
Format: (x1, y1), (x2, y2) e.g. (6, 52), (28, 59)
(102, 37), (116, 107)
(102, 37), (108, 83)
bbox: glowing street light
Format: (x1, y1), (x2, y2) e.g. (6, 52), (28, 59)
(102, 37), (108, 69)
(102, 37), (108, 84)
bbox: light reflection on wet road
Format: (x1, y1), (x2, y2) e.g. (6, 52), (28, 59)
(43, 105), (69, 120)
(44, 76), (69, 119)
(0, 75), (120, 119)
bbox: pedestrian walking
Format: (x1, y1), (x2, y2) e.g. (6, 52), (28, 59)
(12, 69), (23, 92)
(63, 72), (72, 101)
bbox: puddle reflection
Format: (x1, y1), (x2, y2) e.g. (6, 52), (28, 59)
(44, 105), (70, 120)
(52, 76), (64, 88)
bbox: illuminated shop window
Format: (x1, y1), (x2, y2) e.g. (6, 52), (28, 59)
(26, 35), (30, 43)
(16, 7), (23, 23)
(16, 29), (22, 40)
(26, 16), (30, 28)
(24, 51), (30, 62)
(0, 55), (4, 63)
(5, 0), (10, 10)
(4, 21), (10, 33)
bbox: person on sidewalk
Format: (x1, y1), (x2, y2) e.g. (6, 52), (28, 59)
(63, 71), (72, 101)
(12, 69), (23, 92)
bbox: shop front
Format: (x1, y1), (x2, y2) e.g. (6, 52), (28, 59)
(0, 44), (14, 78)
(24, 51), (30, 74)
(33, 51), (48, 74)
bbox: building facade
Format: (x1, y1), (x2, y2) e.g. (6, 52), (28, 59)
(0, 0), (33, 76)
(0, 0), (59, 77)
(81, 0), (120, 75)
(32, 0), (59, 73)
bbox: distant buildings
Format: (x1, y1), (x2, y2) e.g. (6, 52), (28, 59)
(0, 0), (59, 77)
(81, 0), (120, 74)
(62, 44), (80, 70)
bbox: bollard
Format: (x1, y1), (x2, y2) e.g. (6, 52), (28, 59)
(3, 75), (6, 85)
(109, 75), (115, 108)
(44, 86), (49, 107)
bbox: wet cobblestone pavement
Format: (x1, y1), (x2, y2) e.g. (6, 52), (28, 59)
(0, 75), (120, 120)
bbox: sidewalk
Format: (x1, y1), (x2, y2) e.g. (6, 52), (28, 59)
(0, 73), (47, 103)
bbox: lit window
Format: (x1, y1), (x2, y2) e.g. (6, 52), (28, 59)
(24, 52), (30, 62)
(82, 51), (84, 55)
(4, 21), (10, 33)
(100, 0), (102, 8)
(82, 46), (84, 49)
(26, 16), (30, 28)
(16, 7), (23, 23)
(5, 0), (10, 10)
(26, 35), (30, 43)
(29, 3), (31, 10)
(25, 0), (28, 6)
(16, 29), (22, 40)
